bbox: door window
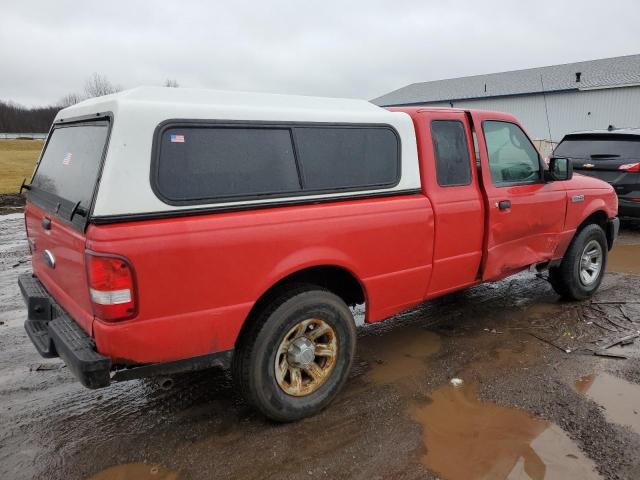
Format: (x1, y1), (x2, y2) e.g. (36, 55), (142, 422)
(482, 121), (540, 185)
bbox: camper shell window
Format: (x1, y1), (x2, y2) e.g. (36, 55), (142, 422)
(152, 121), (401, 205)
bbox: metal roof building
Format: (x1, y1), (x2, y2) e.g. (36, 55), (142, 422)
(372, 54), (640, 150)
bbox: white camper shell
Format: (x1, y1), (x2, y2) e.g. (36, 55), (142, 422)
(47, 87), (421, 221)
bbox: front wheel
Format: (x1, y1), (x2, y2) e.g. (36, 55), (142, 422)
(233, 286), (356, 422)
(549, 223), (608, 300)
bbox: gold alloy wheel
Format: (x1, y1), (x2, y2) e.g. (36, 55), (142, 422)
(274, 318), (338, 397)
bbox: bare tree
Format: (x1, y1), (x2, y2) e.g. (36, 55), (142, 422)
(0, 73), (125, 132)
(84, 72), (121, 98)
(58, 92), (84, 108)
(164, 79), (179, 88)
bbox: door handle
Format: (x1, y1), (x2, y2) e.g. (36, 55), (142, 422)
(42, 217), (52, 230)
(497, 200), (511, 210)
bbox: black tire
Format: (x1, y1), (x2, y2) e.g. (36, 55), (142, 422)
(233, 285), (356, 422)
(549, 223), (608, 300)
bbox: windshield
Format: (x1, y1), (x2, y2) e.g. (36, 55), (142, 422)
(554, 135), (640, 159)
(32, 120), (109, 208)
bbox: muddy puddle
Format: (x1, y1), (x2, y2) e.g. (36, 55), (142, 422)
(87, 463), (179, 480)
(607, 244), (640, 274)
(361, 325), (440, 384)
(517, 302), (568, 328)
(411, 384), (601, 480)
(576, 373), (640, 435)
(524, 302), (564, 317)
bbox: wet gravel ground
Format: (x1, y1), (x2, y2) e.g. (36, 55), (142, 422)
(1, 212), (640, 480)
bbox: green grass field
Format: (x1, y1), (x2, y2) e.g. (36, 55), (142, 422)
(0, 139), (43, 194)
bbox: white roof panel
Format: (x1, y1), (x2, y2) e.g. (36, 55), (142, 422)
(58, 86), (386, 122)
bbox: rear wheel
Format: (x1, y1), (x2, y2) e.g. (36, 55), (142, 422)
(233, 285), (356, 422)
(549, 223), (607, 300)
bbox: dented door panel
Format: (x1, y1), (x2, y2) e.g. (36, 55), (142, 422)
(469, 111), (567, 280)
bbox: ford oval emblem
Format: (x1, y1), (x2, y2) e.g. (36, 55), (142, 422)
(43, 250), (56, 269)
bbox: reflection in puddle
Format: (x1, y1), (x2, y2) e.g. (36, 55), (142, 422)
(411, 384), (600, 480)
(576, 373), (640, 435)
(86, 463), (179, 480)
(607, 244), (640, 274)
(362, 325), (440, 384)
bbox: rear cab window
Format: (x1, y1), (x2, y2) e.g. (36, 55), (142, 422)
(430, 120), (472, 187)
(30, 119), (110, 229)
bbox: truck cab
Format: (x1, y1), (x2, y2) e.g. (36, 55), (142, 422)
(19, 88), (618, 422)
(392, 107), (617, 295)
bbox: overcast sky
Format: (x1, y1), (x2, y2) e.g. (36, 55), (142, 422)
(2, 0), (639, 107)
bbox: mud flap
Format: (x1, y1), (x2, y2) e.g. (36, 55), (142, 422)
(606, 217), (620, 250)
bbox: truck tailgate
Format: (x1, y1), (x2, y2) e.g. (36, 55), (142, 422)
(25, 202), (95, 334)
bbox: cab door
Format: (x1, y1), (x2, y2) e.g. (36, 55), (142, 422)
(416, 110), (485, 297)
(470, 111), (567, 280)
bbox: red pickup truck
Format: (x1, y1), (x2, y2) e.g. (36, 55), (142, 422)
(20, 87), (618, 421)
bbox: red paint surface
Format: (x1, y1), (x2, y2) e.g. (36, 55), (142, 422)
(25, 108), (618, 365)
(26, 203), (94, 333)
(87, 195), (434, 363)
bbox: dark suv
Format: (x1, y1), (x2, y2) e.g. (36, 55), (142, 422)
(553, 128), (640, 218)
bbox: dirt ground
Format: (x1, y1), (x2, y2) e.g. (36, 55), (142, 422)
(1, 213), (640, 480)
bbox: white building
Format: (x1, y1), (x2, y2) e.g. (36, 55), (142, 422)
(372, 54), (640, 153)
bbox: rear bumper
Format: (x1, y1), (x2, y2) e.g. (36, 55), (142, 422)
(19, 273), (233, 388)
(619, 199), (640, 218)
(19, 274), (111, 389)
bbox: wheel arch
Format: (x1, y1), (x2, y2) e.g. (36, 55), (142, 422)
(235, 264), (366, 348)
(576, 209), (615, 250)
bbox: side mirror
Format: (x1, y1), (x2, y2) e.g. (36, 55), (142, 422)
(545, 157), (573, 181)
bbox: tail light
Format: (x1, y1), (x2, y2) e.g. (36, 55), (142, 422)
(619, 162), (640, 172)
(86, 252), (137, 321)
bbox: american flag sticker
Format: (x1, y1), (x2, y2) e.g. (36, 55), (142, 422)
(62, 152), (73, 165)
(170, 134), (185, 143)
